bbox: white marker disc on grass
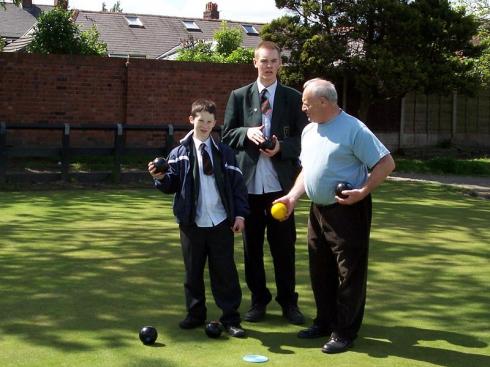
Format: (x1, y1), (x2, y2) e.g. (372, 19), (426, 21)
(243, 354), (268, 363)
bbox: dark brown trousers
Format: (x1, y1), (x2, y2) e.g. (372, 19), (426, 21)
(307, 195), (372, 340)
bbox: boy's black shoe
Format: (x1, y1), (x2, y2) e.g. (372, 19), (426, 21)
(321, 336), (353, 354)
(297, 324), (330, 339)
(179, 316), (205, 329)
(282, 305), (305, 325)
(225, 324), (246, 338)
(243, 304), (266, 322)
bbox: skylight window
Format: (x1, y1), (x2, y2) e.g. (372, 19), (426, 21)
(242, 25), (259, 35)
(125, 16), (144, 28)
(182, 20), (201, 31)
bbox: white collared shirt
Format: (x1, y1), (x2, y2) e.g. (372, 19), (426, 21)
(192, 136), (227, 227)
(247, 79), (282, 194)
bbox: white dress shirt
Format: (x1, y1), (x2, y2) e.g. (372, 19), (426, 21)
(193, 136), (227, 227)
(248, 79), (282, 194)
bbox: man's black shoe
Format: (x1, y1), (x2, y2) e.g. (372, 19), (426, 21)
(244, 304), (266, 322)
(225, 324), (246, 338)
(297, 324), (330, 339)
(282, 305), (305, 325)
(321, 336), (353, 354)
(179, 316), (205, 329)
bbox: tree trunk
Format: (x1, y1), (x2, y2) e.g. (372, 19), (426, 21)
(358, 96), (371, 123)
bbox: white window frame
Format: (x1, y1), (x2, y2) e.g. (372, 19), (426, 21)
(242, 24), (259, 35)
(125, 16), (144, 28)
(182, 20), (201, 31)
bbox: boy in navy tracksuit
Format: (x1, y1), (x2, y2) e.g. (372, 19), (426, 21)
(148, 99), (249, 338)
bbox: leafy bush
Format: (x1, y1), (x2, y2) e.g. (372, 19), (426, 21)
(177, 21), (253, 64)
(395, 157), (490, 176)
(28, 7), (107, 56)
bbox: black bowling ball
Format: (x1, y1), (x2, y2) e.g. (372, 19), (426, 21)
(258, 137), (276, 150)
(153, 157), (169, 174)
(205, 321), (223, 338)
(335, 182), (353, 199)
(139, 326), (158, 345)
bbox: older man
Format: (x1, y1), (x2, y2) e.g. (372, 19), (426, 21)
(275, 78), (395, 353)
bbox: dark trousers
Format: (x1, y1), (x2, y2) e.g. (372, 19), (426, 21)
(307, 195), (372, 340)
(243, 192), (298, 308)
(179, 220), (241, 326)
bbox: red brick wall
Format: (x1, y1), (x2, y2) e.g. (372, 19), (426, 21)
(125, 59), (251, 125)
(0, 53), (256, 146)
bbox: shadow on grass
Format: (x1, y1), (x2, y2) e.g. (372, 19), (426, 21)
(246, 324), (488, 367)
(359, 324), (489, 367)
(0, 183), (489, 367)
(0, 189), (187, 352)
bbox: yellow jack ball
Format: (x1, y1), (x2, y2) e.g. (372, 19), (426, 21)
(271, 202), (288, 221)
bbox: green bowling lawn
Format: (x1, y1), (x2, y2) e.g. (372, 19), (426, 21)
(1, 181), (489, 367)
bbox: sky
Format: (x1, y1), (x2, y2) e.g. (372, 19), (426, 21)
(25, 0), (292, 23)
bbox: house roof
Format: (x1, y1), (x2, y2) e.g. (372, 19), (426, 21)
(73, 10), (263, 59)
(0, 3), (53, 41)
(2, 26), (35, 52)
(1, 4), (264, 58)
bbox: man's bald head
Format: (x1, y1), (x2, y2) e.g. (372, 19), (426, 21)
(303, 78), (338, 103)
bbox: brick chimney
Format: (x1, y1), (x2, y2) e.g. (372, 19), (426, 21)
(54, 0), (69, 10)
(203, 2), (219, 20)
(22, 0), (33, 8)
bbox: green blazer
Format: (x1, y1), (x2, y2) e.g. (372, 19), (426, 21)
(222, 81), (308, 192)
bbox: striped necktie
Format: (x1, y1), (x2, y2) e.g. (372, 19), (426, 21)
(260, 89), (272, 115)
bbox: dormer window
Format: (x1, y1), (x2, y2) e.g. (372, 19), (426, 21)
(125, 16), (144, 28)
(242, 25), (259, 35)
(182, 20), (201, 32)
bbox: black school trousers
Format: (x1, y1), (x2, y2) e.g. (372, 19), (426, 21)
(243, 192), (298, 308)
(307, 195), (372, 340)
(179, 220), (241, 326)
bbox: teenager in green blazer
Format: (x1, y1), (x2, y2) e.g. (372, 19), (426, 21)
(223, 41), (308, 325)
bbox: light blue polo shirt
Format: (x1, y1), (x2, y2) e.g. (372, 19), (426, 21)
(300, 111), (390, 205)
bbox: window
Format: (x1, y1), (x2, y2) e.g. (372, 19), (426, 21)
(242, 25), (259, 35)
(109, 53), (147, 59)
(125, 16), (144, 28)
(182, 20), (201, 32)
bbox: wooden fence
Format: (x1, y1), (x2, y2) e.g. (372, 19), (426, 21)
(0, 122), (221, 184)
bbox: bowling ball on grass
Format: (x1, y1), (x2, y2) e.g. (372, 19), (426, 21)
(205, 321), (223, 338)
(139, 326), (158, 345)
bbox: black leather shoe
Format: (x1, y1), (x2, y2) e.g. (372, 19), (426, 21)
(179, 316), (205, 329)
(225, 324), (246, 338)
(282, 305), (305, 325)
(297, 324), (330, 339)
(244, 304), (266, 322)
(321, 336), (353, 354)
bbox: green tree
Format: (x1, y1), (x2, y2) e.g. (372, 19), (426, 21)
(79, 26), (109, 55)
(110, 1), (123, 13)
(262, 0), (482, 120)
(27, 7), (107, 56)
(478, 28), (490, 86)
(453, 0), (490, 86)
(177, 21), (254, 64)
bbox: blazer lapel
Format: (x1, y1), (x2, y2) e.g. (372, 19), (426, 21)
(247, 82), (262, 126)
(271, 83), (285, 136)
